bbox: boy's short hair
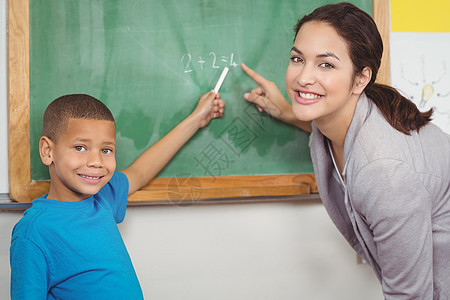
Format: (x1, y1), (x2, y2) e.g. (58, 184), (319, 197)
(43, 94), (115, 142)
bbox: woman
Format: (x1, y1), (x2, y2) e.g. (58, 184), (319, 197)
(242, 2), (450, 299)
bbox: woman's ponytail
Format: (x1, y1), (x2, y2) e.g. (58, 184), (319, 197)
(365, 83), (433, 135)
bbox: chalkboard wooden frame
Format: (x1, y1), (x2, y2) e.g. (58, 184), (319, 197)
(7, 0), (389, 203)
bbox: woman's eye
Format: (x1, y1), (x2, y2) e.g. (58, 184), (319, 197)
(290, 56), (303, 63)
(74, 146), (86, 151)
(319, 62), (334, 69)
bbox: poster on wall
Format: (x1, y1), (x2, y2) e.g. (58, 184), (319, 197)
(390, 32), (450, 134)
(389, 0), (450, 134)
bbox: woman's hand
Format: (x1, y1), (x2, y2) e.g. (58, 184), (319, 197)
(241, 63), (291, 120)
(241, 63), (311, 132)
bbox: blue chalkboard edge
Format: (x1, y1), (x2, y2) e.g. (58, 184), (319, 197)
(6, 0), (389, 203)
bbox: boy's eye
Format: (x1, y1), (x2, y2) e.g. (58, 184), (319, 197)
(101, 148), (113, 155)
(74, 146), (86, 151)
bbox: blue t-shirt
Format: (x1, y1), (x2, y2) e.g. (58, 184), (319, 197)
(10, 172), (144, 300)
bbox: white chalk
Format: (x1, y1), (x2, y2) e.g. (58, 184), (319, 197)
(213, 67), (229, 93)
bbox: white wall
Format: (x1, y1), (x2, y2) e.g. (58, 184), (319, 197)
(1, 201), (383, 299)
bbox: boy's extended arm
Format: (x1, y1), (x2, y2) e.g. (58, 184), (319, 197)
(121, 91), (225, 195)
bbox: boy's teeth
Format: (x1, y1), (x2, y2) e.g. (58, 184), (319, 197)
(299, 92), (321, 99)
(81, 174), (100, 179)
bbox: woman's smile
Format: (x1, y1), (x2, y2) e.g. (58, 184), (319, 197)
(295, 90), (324, 105)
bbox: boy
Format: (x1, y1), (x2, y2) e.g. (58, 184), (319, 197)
(10, 92), (224, 299)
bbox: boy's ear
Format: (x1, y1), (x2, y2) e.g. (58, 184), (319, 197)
(353, 67), (372, 95)
(39, 136), (54, 166)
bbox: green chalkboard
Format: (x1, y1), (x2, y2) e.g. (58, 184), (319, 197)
(30, 0), (372, 180)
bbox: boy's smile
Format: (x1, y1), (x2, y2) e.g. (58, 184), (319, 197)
(42, 118), (117, 202)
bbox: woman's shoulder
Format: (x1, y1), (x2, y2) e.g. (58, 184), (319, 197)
(347, 113), (450, 199)
(350, 101), (450, 168)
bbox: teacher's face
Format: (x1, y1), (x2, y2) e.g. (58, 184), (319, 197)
(286, 21), (360, 126)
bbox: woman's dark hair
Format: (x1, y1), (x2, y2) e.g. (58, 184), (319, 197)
(294, 2), (433, 134)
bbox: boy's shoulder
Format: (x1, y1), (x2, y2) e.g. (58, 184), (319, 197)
(11, 199), (53, 244)
(96, 171), (129, 223)
(102, 171), (129, 192)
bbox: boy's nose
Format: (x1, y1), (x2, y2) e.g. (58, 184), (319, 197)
(87, 152), (103, 168)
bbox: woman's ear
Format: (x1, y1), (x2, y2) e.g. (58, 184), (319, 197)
(39, 136), (54, 166)
(353, 67), (372, 94)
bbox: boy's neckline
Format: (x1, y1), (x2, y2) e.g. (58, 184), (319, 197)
(33, 194), (95, 209)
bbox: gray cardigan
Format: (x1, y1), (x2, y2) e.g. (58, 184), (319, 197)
(309, 93), (450, 299)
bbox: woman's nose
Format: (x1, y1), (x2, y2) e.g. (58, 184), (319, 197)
(297, 64), (316, 86)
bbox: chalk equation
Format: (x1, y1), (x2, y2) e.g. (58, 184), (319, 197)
(181, 52), (239, 73)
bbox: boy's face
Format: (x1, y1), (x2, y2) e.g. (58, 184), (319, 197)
(41, 118), (117, 202)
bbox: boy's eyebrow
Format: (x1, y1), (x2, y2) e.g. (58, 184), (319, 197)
(74, 138), (116, 146)
(291, 46), (340, 61)
(102, 141), (116, 147)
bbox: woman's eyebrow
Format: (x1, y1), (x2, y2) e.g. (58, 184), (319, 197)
(291, 46), (340, 61)
(318, 52), (340, 61)
(291, 46), (302, 55)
